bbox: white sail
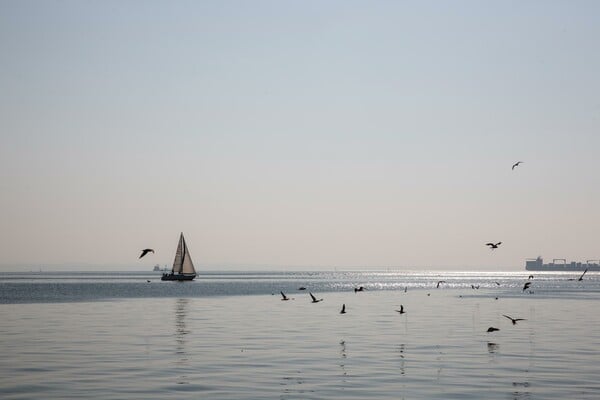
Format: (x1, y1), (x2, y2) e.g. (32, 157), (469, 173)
(172, 233), (196, 275)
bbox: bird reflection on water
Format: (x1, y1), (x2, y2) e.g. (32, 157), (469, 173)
(398, 343), (406, 376)
(339, 340), (348, 382)
(487, 342), (499, 354)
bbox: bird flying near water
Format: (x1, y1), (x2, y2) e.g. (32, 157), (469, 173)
(503, 315), (526, 325)
(309, 293), (323, 303)
(340, 304), (346, 314)
(280, 291), (291, 301)
(512, 161), (524, 170)
(139, 249), (154, 259)
(486, 242), (502, 250)
(522, 282), (532, 292)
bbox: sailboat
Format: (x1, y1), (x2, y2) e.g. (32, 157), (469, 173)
(161, 233), (197, 281)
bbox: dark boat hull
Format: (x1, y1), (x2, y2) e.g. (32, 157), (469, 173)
(161, 273), (196, 281)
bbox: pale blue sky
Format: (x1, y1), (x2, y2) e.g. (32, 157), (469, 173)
(1, 1), (599, 270)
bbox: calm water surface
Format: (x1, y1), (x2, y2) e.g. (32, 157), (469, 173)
(1, 271), (599, 399)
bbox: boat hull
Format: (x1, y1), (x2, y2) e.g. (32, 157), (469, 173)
(526, 266), (600, 271)
(525, 257), (599, 271)
(161, 273), (196, 281)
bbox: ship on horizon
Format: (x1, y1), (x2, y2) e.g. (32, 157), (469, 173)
(526, 256), (600, 271)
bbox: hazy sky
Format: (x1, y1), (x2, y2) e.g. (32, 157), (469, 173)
(1, 1), (599, 270)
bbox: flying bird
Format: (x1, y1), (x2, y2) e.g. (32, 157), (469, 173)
(522, 282), (532, 292)
(503, 315), (526, 325)
(578, 268), (588, 281)
(280, 291), (292, 301)
(528, 275), (534, 280)
(436, 281), (446, 288)
(486, 242), (502, 250)
(395, 305), (406, 314)
(340, 304), (346, 314)
(298, 287), (307, 290)
(309, 292), (323, 303)
(354, 286), (365, 293)
(512, 161), (524, 170)
(487, 327), (500, 332)
(139, 249), (154, 259)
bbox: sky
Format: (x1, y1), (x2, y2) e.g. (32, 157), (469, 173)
(1, 1), (599, 271)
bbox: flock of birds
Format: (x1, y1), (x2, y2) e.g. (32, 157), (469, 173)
(276, 265), (590, 335)
(137, 160), (592, 333)
(278, 280), (531, 333)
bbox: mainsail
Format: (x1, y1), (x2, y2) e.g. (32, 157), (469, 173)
(172, 233), (196, 275)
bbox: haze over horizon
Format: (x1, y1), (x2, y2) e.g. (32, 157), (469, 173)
(1, 1), (599, 271)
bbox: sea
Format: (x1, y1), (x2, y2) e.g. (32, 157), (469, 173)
(1, 270), (599, 399)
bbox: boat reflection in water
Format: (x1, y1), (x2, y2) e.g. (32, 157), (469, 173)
(174, 298), (190, 385)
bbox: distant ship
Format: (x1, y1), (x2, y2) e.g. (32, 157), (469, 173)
(526, 256), (600, 271)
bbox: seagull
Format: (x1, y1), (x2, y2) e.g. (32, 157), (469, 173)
(512, 161), (524, 170)
(280, 291), (292, 301)
(146, 280), (151, 283)
(487, 327), (500, 332)
(528, 275), (534, 279)
(139, 249), (154, 259)
(309, 292), (323, 303)
(486, 242), (502, 250)
(340, 304), (346, 314)
(522, 282), (532, 292)
(436, 281), (446, 288)
(298, 287), (307, 290)
(471, 284), (480, 289)
(404, 286), (408, 293)
(503, 315), (526, 325)
(494, 281), (501, 286)
(578, 268), (588, 281)
(395, 305), (406, 314)
(354, 286), (365, 293)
